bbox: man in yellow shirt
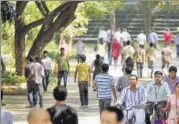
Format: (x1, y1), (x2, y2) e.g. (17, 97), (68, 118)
(75, 55), (91, 109)
(55, 48), (70, 87)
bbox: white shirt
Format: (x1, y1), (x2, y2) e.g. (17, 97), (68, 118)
(74, 41), (85, 54)
(137, 33), (146, 45)
(98, 30), (107, 42)
(1, 108), (13, 124)
(33, 62), (45, 85)
(115, 31), (123, 43)
(42, 56), (52, 70)
(147, 32), (158, 44)
(121, 31), (131, 42)
(107, 30), (115, 43)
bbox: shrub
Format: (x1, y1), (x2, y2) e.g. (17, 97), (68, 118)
(1, 72), (26, 86)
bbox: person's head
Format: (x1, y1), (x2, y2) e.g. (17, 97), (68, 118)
(126, 41), (130, 45)
(154, 71), (163, 84)
(28, 56), (34, 63)
(79, 55), (86, 63)
(53, 86), (67, 102)
(27, 108), (51, 124)
(128, 75), (138, 88)
(125, 67), (132, 75)
(169, 66), (177, 79)
(60, 48), (65, 55)
(175, 83), (179, 94)
(102, 64), (109, 73)
(96, 54), (100, 59)
(35, 56), (42, 64)
(101, 106), (124, 124)
(149, 43), (154, 48)
(43, 50), (48, 57)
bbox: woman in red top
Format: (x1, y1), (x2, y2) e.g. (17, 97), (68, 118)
(112, 40), (121, 69)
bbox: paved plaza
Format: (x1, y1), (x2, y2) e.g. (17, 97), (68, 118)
(3, 45), (179, 124)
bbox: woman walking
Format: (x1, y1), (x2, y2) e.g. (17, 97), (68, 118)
(162, 82), (179, 124)
(91, 54), (103, 91)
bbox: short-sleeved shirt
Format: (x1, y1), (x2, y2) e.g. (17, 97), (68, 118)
(162, 47), (172, 62)
(136, 48), (145, 63)
(56, 54), (69, 71)
(122, 45), (135, 60)
(146, 47), (156, 62)
(94, 73), (115, 99)
(76, 63), (90, 81)
(163, 76), (179, 94)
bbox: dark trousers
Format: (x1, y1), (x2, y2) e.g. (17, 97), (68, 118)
(137, 62), (143, 78)
(99, 98), (111, 114)
(176, 45), (179, 57)
(58, 70), (68, 87)
(43, 70), (50, 91)
(107, 42), (112, 65)
(27, 80), (37, 107)
(78, 81), (88, 106)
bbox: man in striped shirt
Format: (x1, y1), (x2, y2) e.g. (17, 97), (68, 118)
(93, 64), (117, 114)
(117, 75), (146, 124)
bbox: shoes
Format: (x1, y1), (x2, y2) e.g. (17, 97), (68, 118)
(26, 105), (33, 108)
(80, 106), (85, 109)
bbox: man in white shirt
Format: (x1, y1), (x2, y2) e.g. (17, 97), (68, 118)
(115, 28), (123, 44)
(1, 90), (13, 124)
(74, 40), (85, 63)
(137, 31), (147, 48)
(121, 29), (131, 46)
(98, 27), (107, 43)
(147, 30), (158, 49)
(42, 51), (52, 91)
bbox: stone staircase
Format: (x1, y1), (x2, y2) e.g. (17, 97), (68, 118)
(74, 9), (179, 41)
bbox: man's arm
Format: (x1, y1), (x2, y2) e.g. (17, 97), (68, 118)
(74, 69), (77, 83)
(67, 57), (70, 72)
(88, 68), (91, 87)
(112, 86), (117, 102)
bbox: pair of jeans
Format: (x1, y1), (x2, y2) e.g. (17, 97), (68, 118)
(107, 42), (112, 65)
(99, 98), (111, 114)
(78, 81), (88, 106)
(137, 62), (143, 78)
(176, 45), (179, 57)
(43, 70), (50, 91)
(33, 84), (43, 107)
(58, 70), (68, 87)
(27, 80), (37, 107)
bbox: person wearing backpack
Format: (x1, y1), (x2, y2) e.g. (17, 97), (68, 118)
(47, 86), (78, 124)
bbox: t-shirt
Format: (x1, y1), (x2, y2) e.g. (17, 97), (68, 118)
(76, 63), (90, 81)
(1, 108), (13, 124)
(94, 73), (115, 99)
(162, 47), (172, 62)
(122, 45), (135, 60)
(136, 48), (145, 63)
(47, 105), (78, 124)
(56, 55), (69, 71)
(146, 47), (156, 62)
(163, 31), (173, 43)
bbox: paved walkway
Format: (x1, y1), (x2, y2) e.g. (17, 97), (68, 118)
(3, 44), (179, 124)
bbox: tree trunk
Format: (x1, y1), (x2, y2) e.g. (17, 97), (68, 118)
(110, 8), (116, 31)
(1, 58), (6, 73)
(15, 18), (26, 76)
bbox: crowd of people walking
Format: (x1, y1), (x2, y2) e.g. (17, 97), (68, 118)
(1, 27), (179, 124)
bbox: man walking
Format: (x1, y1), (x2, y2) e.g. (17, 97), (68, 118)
(137, 30), (147, 48)
(161, 44), (172, 69)
(47, 86), (78, 124)
(145, 71), (171, 124)
(121, 29), (131, 46)
(25, 56), (36, 108)
(146, 43), (157, 78)
(147, 30), (158, 49)
(174, 31), (179, 58)
(42, 50), (52, 91)
(136, 45), (146, 78)
(55, 48), (70, 87)
(121, 41), (135, 61)
(93, 64), (117, 114)
(34, 56), (45, 108)
(74, 40), (85, 63)
(75, 55), (91, 108)
(117, 75), (146, 124)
